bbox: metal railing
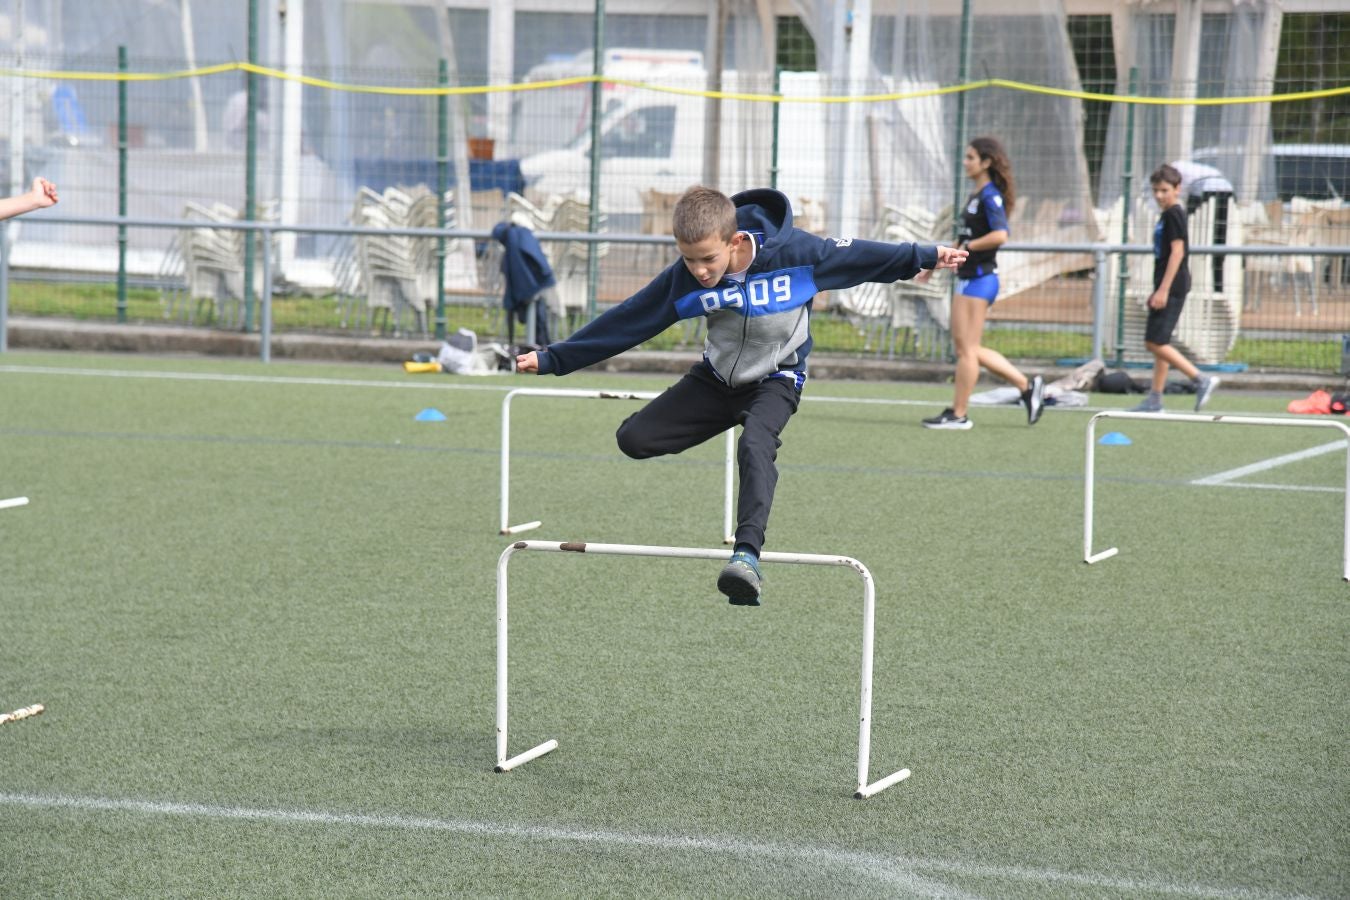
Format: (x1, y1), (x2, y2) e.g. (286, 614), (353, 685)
(1, 212), (1346, 367)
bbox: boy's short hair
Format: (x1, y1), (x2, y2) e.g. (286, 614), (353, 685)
(672, 186), (737, 244)
(1150, 164), (1182, 188)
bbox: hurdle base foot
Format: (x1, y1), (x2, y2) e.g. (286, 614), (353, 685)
(501, 521), (543, 536)
(1085, 548), (1119, 565)
(495, 738), (558, 772)
(854, 767), (910, 799)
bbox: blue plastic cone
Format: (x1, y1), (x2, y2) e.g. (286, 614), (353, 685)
(414, 408), (447, 422)
(1098, 431), (1132, 446)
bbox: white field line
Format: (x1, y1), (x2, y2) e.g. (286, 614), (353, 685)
(0, 365), (937, 409)
(0, 365), (515, 393)
(0, 792), (1308, 899)
(0, 365), (1302, 422)
(1190, 439), (1346, 488)
(1205, 482), (1342, 494)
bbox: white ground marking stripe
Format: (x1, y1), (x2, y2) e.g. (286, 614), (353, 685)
(0, 365), (945, 409)
(0, 793), (968, 898)
(1191, 440), (1346, 486)
(0, 365), (513, 393)
(1206, 481), (1342, 494)
(0, 792), (1305, 899)
(0, 364), (1160, 415)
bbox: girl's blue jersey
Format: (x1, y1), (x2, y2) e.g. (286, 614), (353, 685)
(957, 181), (1009, 279)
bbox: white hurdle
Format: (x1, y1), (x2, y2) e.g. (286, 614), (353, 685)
(500, 388), (735, 543)
(494, 540), (911, 799)
(0, 497), (29, 511)
(1084, 410), (1350, 580)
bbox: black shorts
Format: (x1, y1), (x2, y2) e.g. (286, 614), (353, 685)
(1145, 293), (1187, 346)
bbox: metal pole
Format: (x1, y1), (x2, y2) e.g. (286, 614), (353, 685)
(585, 0), (605, 321)
(1113, 67), (1138, 366)
(435, 58), (449, 341)
(0, 222), (9, 352)
(260, 226), (273, 362)
(951, 0), (973, 245)
(117, 46), (128, 324)
(946, 0), (973, 364)
(243, 0), (259, 333)
(769, 65), (781, 189)
(702, 0), (727, 188)
(8, 0), (24, 202)
(1091, 248), (1107, 360)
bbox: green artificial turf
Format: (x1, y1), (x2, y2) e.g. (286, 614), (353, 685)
(1, 351), (1346, 898)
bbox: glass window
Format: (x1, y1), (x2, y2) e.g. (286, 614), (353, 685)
(599, 105), (675, 158)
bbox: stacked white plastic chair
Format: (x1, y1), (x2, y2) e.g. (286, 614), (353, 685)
(834, 203), (952, 359)
(348, 185), (447, 337)
(175, 201), (276, 327)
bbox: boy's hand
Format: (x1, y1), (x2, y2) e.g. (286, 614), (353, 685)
(933, 245), (967, 270)
(1147, 289), (1168, 310)
(515, 350), (540, 373)
(30, 177), (57, 208)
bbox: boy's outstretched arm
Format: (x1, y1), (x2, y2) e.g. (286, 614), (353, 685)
(514, 268), (681, 377)
(914, 245), (967, 283)
(0, 177), (58, 222)
(932, 245), (967, 270)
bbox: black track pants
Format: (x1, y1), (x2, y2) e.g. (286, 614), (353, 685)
(615, 364), (800, 555)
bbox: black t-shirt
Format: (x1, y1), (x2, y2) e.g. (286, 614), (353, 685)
(1152, 204), (1190, 296)
(956, 181), (1009, 279)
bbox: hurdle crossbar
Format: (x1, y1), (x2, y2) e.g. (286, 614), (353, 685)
(494, 539), (911, 799)
(0, 496), (29, 511)
(1084, 410), (1350, 580)
(500, 388), (735, 543)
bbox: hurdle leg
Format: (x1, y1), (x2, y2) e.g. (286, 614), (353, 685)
(495, 543), (557, 771)
(723, 429), (735, 544)
(500, 392), (543, 534)
(853, 560), (910, 799)
(1083, 416), (1118, 564)
(0, 703), (44, 725)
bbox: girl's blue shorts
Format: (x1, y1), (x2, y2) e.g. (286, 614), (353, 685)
(957, 273), (1000, 303)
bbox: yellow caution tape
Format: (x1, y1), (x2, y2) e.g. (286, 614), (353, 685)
(1, 62), (1344, 106)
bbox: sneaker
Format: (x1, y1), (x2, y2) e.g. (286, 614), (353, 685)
(1130, 392), (1163, 413)
(1021, 374), (1045, 425)
(717, 551), (763, 606)
(921, 408), (972, 430)
(1194, 375), (1220, 412)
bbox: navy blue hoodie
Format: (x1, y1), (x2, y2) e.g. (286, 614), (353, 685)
(491, 221), (556, 322)
(536, 188), (937, 388)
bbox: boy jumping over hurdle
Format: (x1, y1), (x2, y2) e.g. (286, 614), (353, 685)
(517, 186), (965, 605)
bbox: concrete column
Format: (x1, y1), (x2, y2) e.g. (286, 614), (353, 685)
(488, 0), (515, 146)
(1166, 0), (1202, 162)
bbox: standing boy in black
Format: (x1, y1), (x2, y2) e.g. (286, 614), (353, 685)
(1132, 164), (1220, 413)
(516, 185), (966, 605)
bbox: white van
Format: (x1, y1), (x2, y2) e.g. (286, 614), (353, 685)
(1190, 144), (1350, 201)
(516, 61), (831, 229)
(508, 48), (706, 161)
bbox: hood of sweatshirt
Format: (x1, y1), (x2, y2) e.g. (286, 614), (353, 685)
(729, 188), (792, 267)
